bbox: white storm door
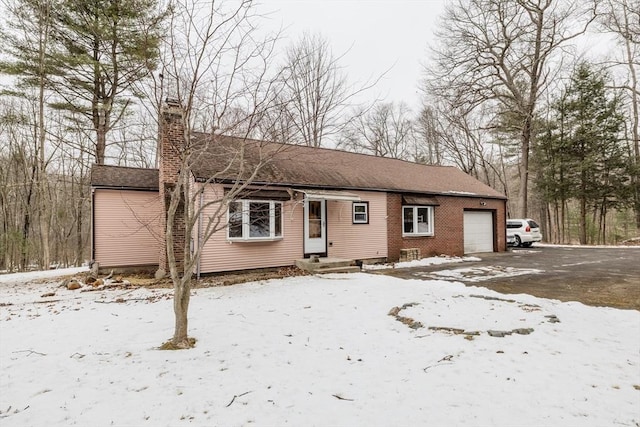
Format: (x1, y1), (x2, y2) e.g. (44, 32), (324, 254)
(304, 199), (326, 255)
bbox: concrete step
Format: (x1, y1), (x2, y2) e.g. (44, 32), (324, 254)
(295, 258), (360, 273)
(310, 266), (361, 274)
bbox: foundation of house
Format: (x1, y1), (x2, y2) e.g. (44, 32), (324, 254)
(295, 258), (361, 274)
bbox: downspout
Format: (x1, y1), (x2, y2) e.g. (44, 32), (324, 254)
(503, 199), (508, 252)
(90, 187), (96, 264)
(196, 190), (204, 280)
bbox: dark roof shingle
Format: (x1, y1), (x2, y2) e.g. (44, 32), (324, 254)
(90, 135), (506, 200)
(190, 134), (506, 199)
(91, 164), (159, 190)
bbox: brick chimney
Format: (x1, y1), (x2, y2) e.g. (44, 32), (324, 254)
(157, 99), (186, 277)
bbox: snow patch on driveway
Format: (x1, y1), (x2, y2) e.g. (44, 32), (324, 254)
(415, 265), (543, 282)
(363, 255), (481, 271)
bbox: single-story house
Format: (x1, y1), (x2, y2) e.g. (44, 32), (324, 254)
(90, 101), (507, 275)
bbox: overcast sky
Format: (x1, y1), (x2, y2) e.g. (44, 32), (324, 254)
(260, 0), (449, 110)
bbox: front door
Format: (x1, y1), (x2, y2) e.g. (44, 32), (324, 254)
(304, 199), (326, 255)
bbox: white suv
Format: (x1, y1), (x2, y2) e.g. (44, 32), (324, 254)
(507, 218), (542, 247)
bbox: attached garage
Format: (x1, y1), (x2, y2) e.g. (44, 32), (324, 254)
(463, 211), (494, 254)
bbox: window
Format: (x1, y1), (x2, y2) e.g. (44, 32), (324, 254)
(352, 202), (369, 224)
(228, 200), (283, 240)
(403, 206), (434, 236)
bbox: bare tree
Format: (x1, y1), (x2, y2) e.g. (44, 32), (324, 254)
(281, 32), (384, 147)
(338, 101), (416, 159)
(423, 99), (508, 195)
(281, 32), (347, 147)
(156, 0), (284, 349)
(424, 0), (598, 217)
(414, 106), (443, 165)
(1, 0), (60, 269)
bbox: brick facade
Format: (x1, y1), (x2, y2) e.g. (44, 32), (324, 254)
(386, 193), (506, 261)
(158, 101), (186, 274)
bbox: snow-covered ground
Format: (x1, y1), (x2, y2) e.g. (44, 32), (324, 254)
(1, 266), (638, 426)
(0, 266), (86, 284)
(362, 255), (481, 270)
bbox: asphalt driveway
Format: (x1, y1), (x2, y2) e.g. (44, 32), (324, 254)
(379, 246), (640, 310)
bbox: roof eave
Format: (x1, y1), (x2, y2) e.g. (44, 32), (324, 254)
(194, 177), (507, 200)
(91, 185), (159, 191)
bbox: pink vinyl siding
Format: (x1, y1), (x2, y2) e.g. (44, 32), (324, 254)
(93, 189), (161, 267)
(326, 191), (388, 259)
(198, 185), (304, 273)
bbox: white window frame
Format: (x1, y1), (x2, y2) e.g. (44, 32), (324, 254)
(402, 205), (434, 236)
(227, 200), (283, 241)
(352, 201), (369, 224)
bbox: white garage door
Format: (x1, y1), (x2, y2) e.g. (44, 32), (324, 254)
(463, 211), (494, 254)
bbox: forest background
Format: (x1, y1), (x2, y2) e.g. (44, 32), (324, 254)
(0, 0), (638, 272)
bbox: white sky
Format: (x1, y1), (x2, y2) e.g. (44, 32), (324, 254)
(260, 0), (449, 110)
(258, 0), (621, 112)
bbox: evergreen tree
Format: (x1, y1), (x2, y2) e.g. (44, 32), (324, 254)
(536, 62), (629, 244)
(49, 0), (166, 164)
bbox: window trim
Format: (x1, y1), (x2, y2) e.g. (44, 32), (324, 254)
(227, 199), (284, 241)
(402, 205), (434, 236)
(352, 201), (369, 224)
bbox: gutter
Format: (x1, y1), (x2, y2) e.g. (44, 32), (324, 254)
(194, 178), (507, 200)
(90, 185), (159, 192)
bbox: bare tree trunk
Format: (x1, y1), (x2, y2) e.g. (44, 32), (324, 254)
(172, 276), (191, 347)
(601, 205), (608, 244)
(579, 194), (587, 245)
(21, 163), (37, 270)
(552, 202), (557, 243)
(76, 181), (83, 265)
(590, 208), (598, 245)
(38, 20), (50, 269)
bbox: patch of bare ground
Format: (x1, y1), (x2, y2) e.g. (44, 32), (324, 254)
(103, 266), (310, 290)
(159, 337), (197, 350)
(621, 237), (640, 246)
(195, 266), (310, 288)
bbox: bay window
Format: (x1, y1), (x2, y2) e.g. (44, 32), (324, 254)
(228, 200), (283, 240)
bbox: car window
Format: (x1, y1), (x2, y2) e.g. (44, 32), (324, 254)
(507, 221), (521, 229)
(527, 220), (539, 228)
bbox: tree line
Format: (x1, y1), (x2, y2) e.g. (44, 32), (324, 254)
(1, 0), (638, 272)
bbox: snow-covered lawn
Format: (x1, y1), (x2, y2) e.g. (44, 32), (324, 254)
(1, 268), (639, 426)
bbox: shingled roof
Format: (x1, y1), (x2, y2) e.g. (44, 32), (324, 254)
(189, 134), (506, 199)
(91, 164), (159, 190)
(91, 136), (506, 200)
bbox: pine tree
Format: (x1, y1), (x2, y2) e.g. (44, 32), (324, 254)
(536, 62), (629, 244)
(49, 0), (166, 164)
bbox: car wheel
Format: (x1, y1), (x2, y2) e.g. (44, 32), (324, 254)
(514, 235), (522, 247)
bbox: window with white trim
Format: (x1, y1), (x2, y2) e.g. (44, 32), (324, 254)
(402, 206), (434, 236)
(352, 202), (369, 224)
(228, 200), (283, 240)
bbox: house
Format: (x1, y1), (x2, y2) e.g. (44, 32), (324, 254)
(90, 101), (507, 274)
